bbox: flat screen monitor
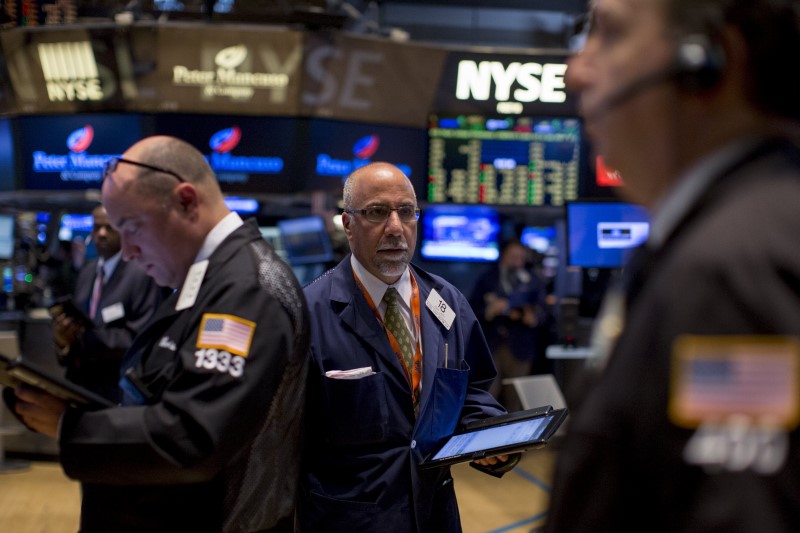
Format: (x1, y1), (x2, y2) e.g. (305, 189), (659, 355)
(420, 205), (500, 262)
(0, 118), (15, 192)
(566, 201), (650, 268)
(303, 118), (428, 192)
(224, 196), (259, 215)
(277, 216), (333, 266)
(259, 226), (287, 260)
(58, 213), (98, 261)
(17, 114), (144, 190)
(0, 215), (15, 260)
(152, 114), (302, 194)
(427, 114), (582, 206)
(520, 226), (557, 254)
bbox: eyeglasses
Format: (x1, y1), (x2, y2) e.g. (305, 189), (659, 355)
(345, 205), (421, 223)
(569, 11), (594, 53)
(103, 157), (186, 183)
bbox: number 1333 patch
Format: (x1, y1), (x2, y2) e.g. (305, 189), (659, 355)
(195, 313), (256, 378)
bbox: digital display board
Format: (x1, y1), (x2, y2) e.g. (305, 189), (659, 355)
(427, 114), (581, 206)
(303, 118), (427, 192)
(152, 113), (303, 194)
(17, 114), (144, 190)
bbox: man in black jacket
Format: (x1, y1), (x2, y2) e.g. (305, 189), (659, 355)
(13, 135), (310, 533)
(546, 0), (800, 531)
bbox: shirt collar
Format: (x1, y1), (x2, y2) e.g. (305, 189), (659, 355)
(99, 250), (122, 279)
(350, 254), (412, 308)
(648, 137), (764, 249)
(194, 212), (244, 264)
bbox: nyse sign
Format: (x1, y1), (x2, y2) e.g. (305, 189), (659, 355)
(455, 60), (567, 104)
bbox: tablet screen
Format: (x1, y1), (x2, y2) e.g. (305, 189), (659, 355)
(432, 413), (556, 461)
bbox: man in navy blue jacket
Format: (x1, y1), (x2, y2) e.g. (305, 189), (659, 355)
(299, 162), (515, 533)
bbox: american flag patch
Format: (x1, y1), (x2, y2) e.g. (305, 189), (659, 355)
(197, 314), (256, 357)
(669, 336), (800, 429)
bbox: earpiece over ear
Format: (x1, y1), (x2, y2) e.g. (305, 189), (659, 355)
(672, 33), (727, 92)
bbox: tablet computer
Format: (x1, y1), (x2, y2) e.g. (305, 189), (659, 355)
(420, 406), (568, 469)
(0, 332), (114, 410)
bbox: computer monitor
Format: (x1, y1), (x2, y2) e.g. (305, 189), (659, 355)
(566, 201), (649, 268)
(520, 226), (557, 254)
(58, 213), (98, 260)
(277, 216), (333, 266)
(0, 215), (15, 260)
(420, 204), (500, 262)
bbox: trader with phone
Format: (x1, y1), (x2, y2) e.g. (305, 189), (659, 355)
(299, 162), (516, 533)
(53, 204), (168, 403)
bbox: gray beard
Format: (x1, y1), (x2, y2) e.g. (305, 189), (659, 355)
(375, 253), (409, 279)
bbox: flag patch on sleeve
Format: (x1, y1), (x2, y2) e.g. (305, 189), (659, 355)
(197, 313), (256, 357)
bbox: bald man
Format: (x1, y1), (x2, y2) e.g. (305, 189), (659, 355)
(299, 162), (515, 533)
(13, 136), (310, 533)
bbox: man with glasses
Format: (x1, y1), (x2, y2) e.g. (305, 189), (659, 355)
(53, 204), (168, 403)
(298, 162), (516, 532)
(12, 135), (310, 533)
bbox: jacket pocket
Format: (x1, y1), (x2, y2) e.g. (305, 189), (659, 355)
(322, 371), (389, 445)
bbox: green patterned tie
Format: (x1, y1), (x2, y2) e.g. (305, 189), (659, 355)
(383, 288), (415, 382)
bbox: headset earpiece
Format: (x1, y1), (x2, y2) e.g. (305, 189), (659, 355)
(672, 34), (726, 92)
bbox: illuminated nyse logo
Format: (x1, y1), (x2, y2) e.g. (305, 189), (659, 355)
(455, 60), (567, 114)
(38, 42), (105, 102)
(173, 44), (290, 100)
(32, 126), (118, 183)
(317, 135), (412, 177)
(206, 127), (283, 177)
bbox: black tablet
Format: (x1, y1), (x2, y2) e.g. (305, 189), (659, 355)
(0, 352), (114, 410)
(420, 407), (568, 469)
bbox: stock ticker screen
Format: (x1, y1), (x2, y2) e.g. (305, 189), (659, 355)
(427, 115), (582, 206)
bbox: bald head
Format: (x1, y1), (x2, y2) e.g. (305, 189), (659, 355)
(119, 136), (222, 200)
(343, 162), (415, 211)
(341, 162), (419, 284)
(100, 135), (231, 288)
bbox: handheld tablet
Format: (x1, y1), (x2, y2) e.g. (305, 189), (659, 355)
(420, 407), (568, 469)
(0, 332), (114, 410)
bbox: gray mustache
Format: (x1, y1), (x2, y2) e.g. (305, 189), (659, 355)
(378, 241), (408, 251)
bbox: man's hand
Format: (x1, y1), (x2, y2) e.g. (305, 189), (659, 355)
(13, 385), (67, 439)
(53, 314), (84, 351)
(472, 454), (510, 467)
